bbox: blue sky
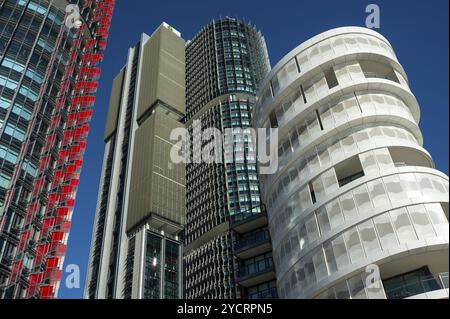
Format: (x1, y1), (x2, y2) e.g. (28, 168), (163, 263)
(59, 0), (449, 298)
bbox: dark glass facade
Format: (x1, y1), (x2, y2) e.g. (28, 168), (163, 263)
(144, 233), (162, 299)
(184, 17), (277, 299)
(0, 0), (114, 299)
(164, 240), (180, 299)
(144, 232), (181, 299)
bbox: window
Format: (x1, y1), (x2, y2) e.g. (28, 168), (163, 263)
(144, 234), (162, 299)
(334, 281), (351, 299)
(353, 184), (373, 214)
(0, 97), (11, 109)
(359, 60), (400, 83)
(367, 179), (389, 208)
(332, 235), (350, 269)
(340, 192), (358, 221)
(27, 1), (48, 15)
(305, 214), (320, 242)
(390, 208), (418, 243)
(19, 85), (38, 102)
(317, 207), (331, 235)
(0, 145), (19, 164)
(323, 241), (338, 274)
(358, 220), (381, 255)
(360, 151), (379, 175)
(4, 123), (26, 141)
(325, 67), (339, 89)
(1, 57), (25, 72)
(272, 59), (298, 95)
(0, 75), (19, 90)
(326, 199), (344, 229)
(383, 267), (441, 299)
(299, 185), (312, 210)
(26, 69), (44, 84)
(344, 227), (365, 263)
(408, 204), (436, 239)
(348, 274), (367, 299)
(373, 213), (399, 250)
(425, 203), (449, 238)
(312, 248), (328, 281)
(0, 172), (12, 189)
(12, 104), (33, 121)
(269, 110), (278, 128)
(335, 156), (365, 187)
(389, 147), (432, 168)
(309, 181), (317, 204)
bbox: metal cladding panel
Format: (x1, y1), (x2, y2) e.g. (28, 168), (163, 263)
(156, 26), (186, 114)
(126, 108), (186, 233)
(137, 26), (185, 120)
(104, 67), (125, 141)
(137, 30), (161, 120)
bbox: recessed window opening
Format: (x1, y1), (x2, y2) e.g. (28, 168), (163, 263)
(309, 182), (317, 204)
(316, 109), (324, 131)
(324, 67), (339, 89)
(300, 85), (307, 104)
(389, 147), (433, 169)
(335, 156), (365, 187)
(360, 60), (400, 84)
(269, 110), (278, 128)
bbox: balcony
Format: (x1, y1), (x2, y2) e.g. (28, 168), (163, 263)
(230, 205), (268, 234)
(234, 229), (272, 259)
(360, 60), (400, 84)
(0, 257), (13, 272)
(247, 287), (278, 300)
(236, 257), (276, 288)
(384, 272), (449, 299)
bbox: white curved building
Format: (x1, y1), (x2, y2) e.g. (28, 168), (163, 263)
(254, 27), (449, 299)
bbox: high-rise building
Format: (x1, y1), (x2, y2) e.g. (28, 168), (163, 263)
(85, 23), (186, 299)
(184, 17), (278, 299)
(0, 0), (114, 299)
(254, 27), (449, 299)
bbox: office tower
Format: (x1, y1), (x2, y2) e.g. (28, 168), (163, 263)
(0, 0), (114, 299)
(184, 17), (278, 299)
(85, 23), (186, 299)
(254, 27), (449, 299)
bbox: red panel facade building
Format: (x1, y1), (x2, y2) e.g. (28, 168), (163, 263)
(0, 0), (114, 299)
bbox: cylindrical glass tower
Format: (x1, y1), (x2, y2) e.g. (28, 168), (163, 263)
(184, 17), (277, 299)
(255, 27), (449, 299)
(0, 0), (114, 299)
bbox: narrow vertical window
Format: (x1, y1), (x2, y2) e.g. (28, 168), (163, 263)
(325, 67), (339, 89)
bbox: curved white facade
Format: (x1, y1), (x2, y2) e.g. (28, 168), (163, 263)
(254, 27), (449, 299)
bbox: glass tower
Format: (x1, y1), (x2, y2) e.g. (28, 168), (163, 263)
(0, 0), (114, 299)
(184, 17), (277, 299)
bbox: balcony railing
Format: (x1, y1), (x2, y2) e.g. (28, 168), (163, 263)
(237, 257), (274, 280)
(247, 287), (278, 299)
(384, 272), (449, 299)
(363, 72), (400, 84)
(338, 171), (365, 188)
(231, 205), (266, 224)
(235, 229), (271, 251)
